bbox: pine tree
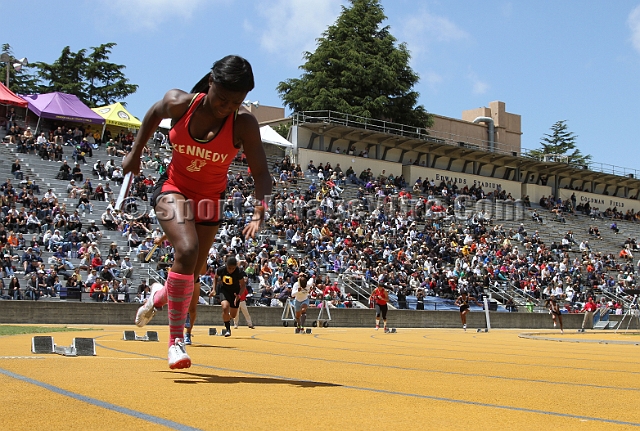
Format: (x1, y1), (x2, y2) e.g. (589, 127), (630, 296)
(35, 43), (137, 106)
(36, 46), (88, 100)
(85, 43), (138, 107)
(277, 0), (432, 129)
(528, 120), (591, 168)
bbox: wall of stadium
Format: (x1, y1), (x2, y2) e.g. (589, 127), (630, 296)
(402, 165), (522, 198)
(522, 184), (553, 204)
(0, 301), (599, 329)
(558, 189), (640, 213)
(297, 149), (405, 179)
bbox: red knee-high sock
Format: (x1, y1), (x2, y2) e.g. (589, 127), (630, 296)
(166, 271), (194, 347)
(153, 284), (168, 309)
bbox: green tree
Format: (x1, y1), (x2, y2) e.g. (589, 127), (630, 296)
(528, 120), (591, 168)
(85, 43), (138, 107)
(0, 43), (39, 95)
(274, 123), (291, 140)
(277, 0), (432, 129)
(36, 46), (88, 100)
(35, 43), (137, 107)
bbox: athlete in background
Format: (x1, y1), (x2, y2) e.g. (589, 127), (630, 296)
(370, 284), (389, 331)
(454, 291), (481, 331)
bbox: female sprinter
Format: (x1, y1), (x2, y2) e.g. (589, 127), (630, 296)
(125, 55), (271, 369)
(454, 290), (481, 331)
(546, 295), (564, 334)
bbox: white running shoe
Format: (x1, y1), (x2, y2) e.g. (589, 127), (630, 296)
(135, 283), (163, 327)
(168, 338), (191, 370)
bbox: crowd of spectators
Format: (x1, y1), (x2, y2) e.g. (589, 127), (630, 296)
(1, 121), (639, 316)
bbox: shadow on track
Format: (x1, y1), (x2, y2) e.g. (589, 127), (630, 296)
(162, 371), (341, 388)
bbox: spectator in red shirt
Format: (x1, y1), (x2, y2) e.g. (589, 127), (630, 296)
(91, 255), (103, 272)
(90, 278), (106, 302)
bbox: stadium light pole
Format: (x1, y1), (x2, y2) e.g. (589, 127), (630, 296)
(0, 53), (28, 91)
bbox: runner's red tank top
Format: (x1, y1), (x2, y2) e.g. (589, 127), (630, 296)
(167, 93), (238, 197)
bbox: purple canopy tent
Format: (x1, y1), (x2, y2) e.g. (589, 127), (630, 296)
(22, 92), (105, 134)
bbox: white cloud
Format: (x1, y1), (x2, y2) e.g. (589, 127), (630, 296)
(422, 71), (444, 90)
(98, 0), (207, 30)
(468, 71), (489, 95)
(398, 9), (469, 59)
(628, 5), (640, 54)
(253, 0), (343, 65)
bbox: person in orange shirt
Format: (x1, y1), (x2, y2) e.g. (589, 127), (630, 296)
(369, 284), (389, 331)
(7, 231), (18, 248)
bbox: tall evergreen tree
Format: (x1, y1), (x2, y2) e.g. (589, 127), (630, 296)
(36, 46), (88, 100)
(528, 120), (591, 168)
(85, 43), (138, 107)
(34, 43), (137, 106)
(277, 0), (432, 129)
(0, 43), (39, 95)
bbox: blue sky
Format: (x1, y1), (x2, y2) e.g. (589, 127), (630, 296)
(4, 0), (640, 170)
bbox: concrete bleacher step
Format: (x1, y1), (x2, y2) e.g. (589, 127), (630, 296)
(0, 142), (162, 287)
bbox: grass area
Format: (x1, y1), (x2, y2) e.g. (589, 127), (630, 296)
(0, 325), (96, 337)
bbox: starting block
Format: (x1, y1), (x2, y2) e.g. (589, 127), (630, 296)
(295, 328), (312, 334)
(477, 328), (489, 333)
(384, 328), (397, 333)
(209, 328), (231, 336)
(32, 336), (55, 354)
(32, 336), (96, 356)
(123, 330), (159, 342)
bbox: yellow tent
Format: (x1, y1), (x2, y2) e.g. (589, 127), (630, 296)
(92, 102), (142, 129)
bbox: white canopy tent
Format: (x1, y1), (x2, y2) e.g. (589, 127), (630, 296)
(259, 125), (294, 148)
(158, 118), (172, 130)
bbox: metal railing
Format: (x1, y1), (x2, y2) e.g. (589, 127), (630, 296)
(294, 110), (519, 156)
(295, 110), (640, 180)
(520, 147), (640, 179)
(338, 273), (372, 306)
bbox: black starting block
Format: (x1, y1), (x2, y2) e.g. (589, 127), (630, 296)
(477, 328), (489, 333)
(123, 330), (159, 342)
(295, 328), (312, 334)
(32, 336), (96, 356)
(72, 338), (96, 356)
(32, 336), (55, 354)
(209, 328), (232, 336)
(384, 328), (397, 333)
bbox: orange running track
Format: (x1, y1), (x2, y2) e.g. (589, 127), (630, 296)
(1, 325), (639, 430)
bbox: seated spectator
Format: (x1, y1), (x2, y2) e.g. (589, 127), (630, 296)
(87, 221), (103, 242)
(611, 222), (619, 234)
(72, 163), (84, 182)
(11, 159), (23, 180)
(101, 208), (117, 230)
(89, 278), (106, 301)
(93, 183), (106, 201)
(57, 160), (72, 181)
(120, 255), (133, 278)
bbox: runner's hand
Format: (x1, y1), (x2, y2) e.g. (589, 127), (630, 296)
(242, 219), (262, 238)
(122, 153), (141, 176)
